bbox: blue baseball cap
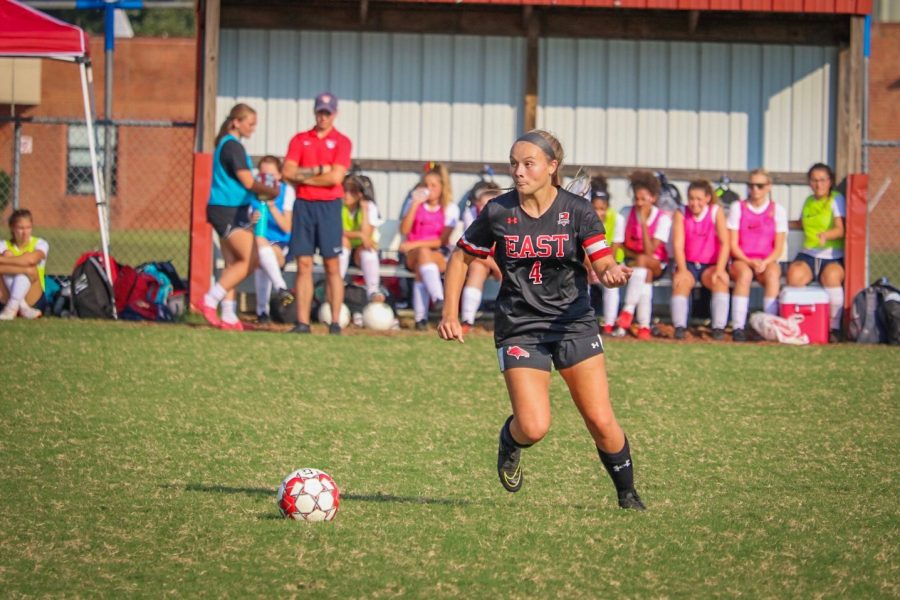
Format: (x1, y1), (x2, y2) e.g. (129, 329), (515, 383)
(314, 92), (338, 114)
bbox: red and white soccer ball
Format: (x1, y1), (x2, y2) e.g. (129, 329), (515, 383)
(277, 468), (340, 522)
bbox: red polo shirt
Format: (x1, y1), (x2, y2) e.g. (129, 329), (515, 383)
(285, 126), (352, 200)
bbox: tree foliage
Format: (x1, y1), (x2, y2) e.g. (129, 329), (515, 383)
(45, 9), (195, 38)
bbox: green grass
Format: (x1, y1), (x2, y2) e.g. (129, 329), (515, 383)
(1, 320), (897, 597)
(35, 227), (189, 278)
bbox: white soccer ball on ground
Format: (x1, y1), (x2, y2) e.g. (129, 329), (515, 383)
(362, 302), (395, 331)
(276, 468), (341, 522)
(317, 302), (351, 327)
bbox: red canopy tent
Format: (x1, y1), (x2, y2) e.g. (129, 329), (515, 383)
(0, 0), (114, 308)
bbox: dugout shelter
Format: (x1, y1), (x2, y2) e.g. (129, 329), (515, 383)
(190, 0), (871, 311)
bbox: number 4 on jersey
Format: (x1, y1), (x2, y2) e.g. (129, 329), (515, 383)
(529, 261), (543, 284)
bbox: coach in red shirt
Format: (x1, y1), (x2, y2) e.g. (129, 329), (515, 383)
(283, 92), (352, 334)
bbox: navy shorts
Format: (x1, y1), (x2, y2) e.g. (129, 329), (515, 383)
(686, 262), (715, 282)
(289, 198), (343, 259)
(207, 204), (252, 240)
(497, 334), (605, 372)
(794, 253), (843, 281)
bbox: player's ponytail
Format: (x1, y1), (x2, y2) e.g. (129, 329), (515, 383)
(215, 103), (256, 147)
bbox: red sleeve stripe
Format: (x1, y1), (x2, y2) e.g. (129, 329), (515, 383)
(588, 246), (613, 262)
(583, 234), (606, 248)
(457, 237), (491, 258)
(584, 235), (611, 261)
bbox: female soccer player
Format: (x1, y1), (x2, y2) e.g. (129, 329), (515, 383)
(669, 180), (731, 340)
(340, 173), (385, 302)
(612, 171), (672, 340)
(200, 103), (279, 330)
(0, 209), (49, 320)
(399, 163), (459, 330)
(727, 168), (787, 341)
(787, 163), (845, 342)
(588, 175), (625, 334)
(439, 130), (645, 511)
(249, 155), (295, 322)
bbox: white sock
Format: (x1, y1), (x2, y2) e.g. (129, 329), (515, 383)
(359, 249), (381, 297)
(621, 267), (647, 313)
(825, 286), (843, 330)
(602, 285), (620, 326)
(711, 292), (730, 330)
(731, 295), (749, 329)
(671, 295), (689, 328)
(204, 282), (227, 308)
(221, 299), (238, 324)
(461, 286), (483, 324)
(339, 246), (351, 279)
(419, 263), (444, 301)
(8, 274), (31, 303)
(413, 282), (430, 322)
(636, 284), (653, 327)
(257, 245), (287, 291)
(255, 269), (272, 315)
(763, 296), (778, 315)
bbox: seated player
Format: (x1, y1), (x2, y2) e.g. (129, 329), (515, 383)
(787, 163), (846, 342)
(249, 155), (295, 322)
(0, 209), (49, 320)
(586, 174), (625, 334)
(612, 170), (672, 340)
(670, 180), (731, 340)
(340, 173), (385, 303)
(459, 181), (503, 332)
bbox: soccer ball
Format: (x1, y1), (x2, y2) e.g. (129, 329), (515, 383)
(317, 302), (351, 327)
(276, 468), (340, 522)
(362, 302), (395, 331)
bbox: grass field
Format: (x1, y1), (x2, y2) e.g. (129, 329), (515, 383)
(1, 320), (897, 598)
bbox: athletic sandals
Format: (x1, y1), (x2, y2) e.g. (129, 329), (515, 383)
(617, 489), (646, 511)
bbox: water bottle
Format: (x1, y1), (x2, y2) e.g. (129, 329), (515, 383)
(255, 173), (276, 237)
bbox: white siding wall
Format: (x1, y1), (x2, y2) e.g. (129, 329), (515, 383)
(218, 29), (522, 220)
(539, 38), (838, 218)
(219, 30), (836, 223)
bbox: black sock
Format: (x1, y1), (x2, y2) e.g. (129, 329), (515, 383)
(597, 436), (634, 495)
(500, 415), (532, 449)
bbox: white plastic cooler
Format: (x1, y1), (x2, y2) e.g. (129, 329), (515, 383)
(779, 286), (830, 345)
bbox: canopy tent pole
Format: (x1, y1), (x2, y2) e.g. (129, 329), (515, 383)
(78, 57), (117, 318)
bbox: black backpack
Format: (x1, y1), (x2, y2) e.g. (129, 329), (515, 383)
(71, 253), (115, 319)
(848, 278), (900, 344)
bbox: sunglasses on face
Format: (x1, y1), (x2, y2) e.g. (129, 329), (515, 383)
(748, 182), (768, 189)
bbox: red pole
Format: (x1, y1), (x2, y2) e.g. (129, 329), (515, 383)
(844, 173), (868, 323)
(189, 152), (213, 312)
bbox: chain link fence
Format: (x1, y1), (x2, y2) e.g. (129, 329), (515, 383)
(0, 117), (194, 280)
(865, 140), (900, 286)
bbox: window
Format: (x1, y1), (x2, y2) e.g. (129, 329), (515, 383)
(66, 124), (118, 196)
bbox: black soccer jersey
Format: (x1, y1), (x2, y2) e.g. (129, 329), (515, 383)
(457, 187), (612, 346)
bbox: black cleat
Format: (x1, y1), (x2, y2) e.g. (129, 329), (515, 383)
(617, 489), (646, 511)
(497, 433), (523, 493)
(276, 288), (295, 307)
(415, 320), (428, 331)
(829, 329), (841, 344)
(673, 326), (686, 340)
(257, 313), (271, 324)
(328, 322), (342, 335)
(732, 328), (747, 342)
(711, 328), (725, 341)
(289, 323), (311, 334)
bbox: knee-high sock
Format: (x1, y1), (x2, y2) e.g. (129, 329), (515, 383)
(413, 282), (430, 322)
(204, 282), (227, 308)
(602, 285), (620, 326)
(418, 262), (444, 301)
(257, 245), (288, 291)
(636, 284), (653, 327)
(621, 267), (647, 313)
(711, 292), (730, 330)
(670, 294), (689, 328)
(339, 246), (351, 279)
(460, 286), (483, 324)
(255, 269), (272, 315)
(825, 286), (844, 330)
(7, 274), (31, 304)
(731, 295), (749, 329)
(598, 436), (635, 494)
(359, 249), (381, 297)
(763, 296), (778, 315)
